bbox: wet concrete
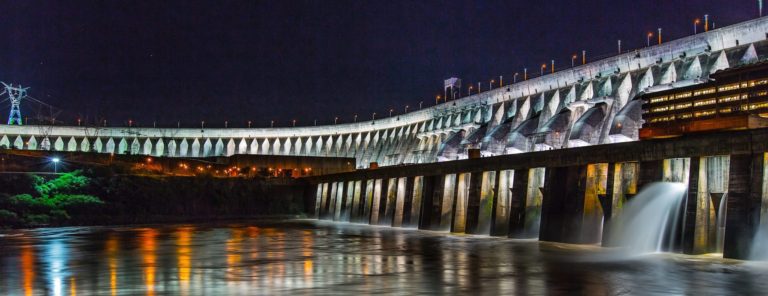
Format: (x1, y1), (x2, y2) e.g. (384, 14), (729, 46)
(1, 220), (767, 295)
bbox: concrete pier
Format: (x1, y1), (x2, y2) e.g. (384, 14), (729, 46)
(308, 128), (768, 259)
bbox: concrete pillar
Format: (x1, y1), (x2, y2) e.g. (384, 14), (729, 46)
(600, 163), (616, 246)
(401, 176), (416, 227)
(465, 172), (484, 234)
(489, 170), (504, 236)
(540, 165), (588, 244)
(724, 153), (763, 259)
(508, 169), (530, 238)
(682, 157), (701, 254)
(430, 175), (448, 230)
(418, 175), (438, 230)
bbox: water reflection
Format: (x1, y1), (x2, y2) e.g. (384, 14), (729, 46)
(1, 220), (768, 295)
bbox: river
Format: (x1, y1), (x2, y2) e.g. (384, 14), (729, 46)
(1, 220), (767, 295)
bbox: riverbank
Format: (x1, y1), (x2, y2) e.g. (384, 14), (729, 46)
(0, 171), (309, 228)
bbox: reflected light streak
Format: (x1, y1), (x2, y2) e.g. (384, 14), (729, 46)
(140, 228), (158, 296)
(105, 234), (119, 296)
(177, 227), (193, 293)
(20, 244), (35, 296)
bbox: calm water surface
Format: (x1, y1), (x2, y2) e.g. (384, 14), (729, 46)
(1, 220), (767, 295)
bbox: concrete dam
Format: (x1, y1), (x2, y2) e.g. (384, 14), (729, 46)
(3, 17), (768, 167)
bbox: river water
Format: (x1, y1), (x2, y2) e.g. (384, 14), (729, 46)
(1, 219), (767, 295)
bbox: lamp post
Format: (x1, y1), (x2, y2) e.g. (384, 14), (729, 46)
(436, 95), (441, 105)
(513, 72), (519, 83)
(705, 14), (709, 32)
(468, 85), (473, 96)
(248, 121), (252, 128)
(354, 114), (358, 122)
(524, 68), (528, 80)
(419, 101), (423, 109)
(271, 120), (274, 128)
(572, 54), (577, 67)
(647, 32), (653, 47)
(490, 80), (495, 89)
(694, 18), (700, 34)
(405, 105), (409, 113)
(201, 121), (205, 129)
(334, 117), (339, 124)
(372, 112), (376, 120)
(540, 64), (546, 76)
(292, 119), (296, 127)
(551, 60), (554, 73)
(389, 109), (394, 117)
(658, 28), (662, 45)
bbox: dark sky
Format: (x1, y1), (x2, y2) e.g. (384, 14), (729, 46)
(0, 0), (758, 127)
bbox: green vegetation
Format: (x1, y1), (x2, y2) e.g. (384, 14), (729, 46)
(0, 171), (103, 227)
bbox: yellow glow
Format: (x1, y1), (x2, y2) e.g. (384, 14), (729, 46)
(21, 244), (34, 296)
(70, 277), (77, 296)
(140, 228), (158, 296)
(177, 227), (193, 287)
(106, 234), (119, 296)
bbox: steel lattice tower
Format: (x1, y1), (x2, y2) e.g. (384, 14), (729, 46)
(1, 82), (29, 125)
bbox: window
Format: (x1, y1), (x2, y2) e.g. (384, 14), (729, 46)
(694, 109), (716, 117)
(693, 99), (716, 107)
(718, 83), (741, 92)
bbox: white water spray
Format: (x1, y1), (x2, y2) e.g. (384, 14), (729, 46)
(606, 182), (687, 255)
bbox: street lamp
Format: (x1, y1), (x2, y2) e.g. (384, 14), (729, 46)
(647, 32), (653, 47)
(436, 95), (441, 105)
(490, 79), (495, 89)
(372, 112), (377, 120)
(513, 72), (519, 83)
(334, 117), (339, 124)
(658, 28), (662, 45)
(389, 109), (394, 117)
(524, 68), (528, 80)
(572, 54), (577, 67)
(419, 101), (423, 109)
(468, 85), (473, 96)
(354, 114), (358, 122)
(694, 18), (700, 34)
(248, 121), (252, 128)
(540, 64), (546, 76)
(405, 105), (409, 113)
(292, 119), (297, 127)
(271, 120), (274, 128)
(51, 157), (60, 173)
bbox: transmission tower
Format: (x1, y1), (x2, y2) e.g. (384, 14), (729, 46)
(1, 82), (29, 125)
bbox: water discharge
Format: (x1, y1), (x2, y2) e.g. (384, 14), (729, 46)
(606, 182), (687, 255)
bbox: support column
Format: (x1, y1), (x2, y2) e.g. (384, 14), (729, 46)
(724, 153), (763, 259)
(418, 175), (437, 230)
(600, 164), (616, 246)
(378, 178), (391, 225)
(508, 169), (529, 238)
(402, 176), (416, 226)
(465, 172), (484, 234)
(682, 157), (701, 254)
(489, 170), (503, 236)
(430, 175), (447, 230)
(540, 165), (588, 244)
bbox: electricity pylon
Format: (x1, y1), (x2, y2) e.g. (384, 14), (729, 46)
(1, 82), (29, 125)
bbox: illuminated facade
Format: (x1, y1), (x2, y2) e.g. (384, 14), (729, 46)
(3, 17), (768, 167)
(641, 62), (768, 138)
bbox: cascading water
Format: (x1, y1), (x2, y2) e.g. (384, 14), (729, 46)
(750, 216), (768, 260)
(606, 182), (687, 255)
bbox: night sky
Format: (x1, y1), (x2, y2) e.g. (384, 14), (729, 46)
(0, 0), (758, 127)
